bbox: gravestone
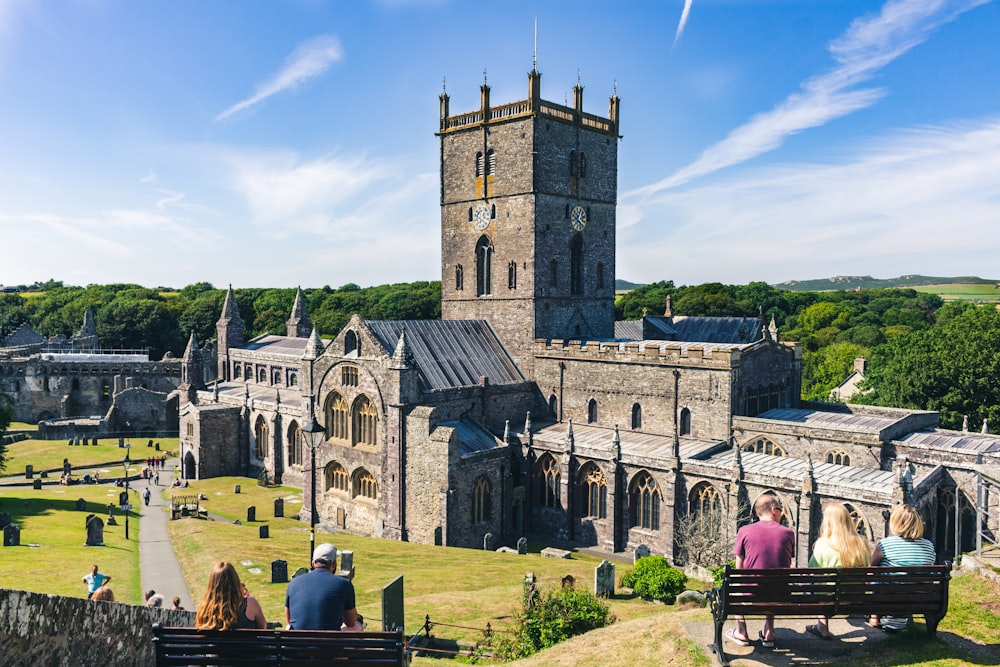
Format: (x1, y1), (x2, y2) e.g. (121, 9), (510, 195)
(118, 437), (124, 447)
(517, 537), (528, 555)
(271, 559), (288, 583)
(93, 438), (99, 446)
(274, 498), (284, 518)
(337, 550), (355, 580)
(382, 575), (405, 633)
(234, 484), (241, 494)
(634, 543), (651, 563)
(40, 471), (48, 478)
(541, 547), (571, 559)
(75, 498), (87, 511)
(155, 442), (160, 451)
(483, 532), (494, 551)
(85, 515), (105, 546)
(4, 524), (20, 547)
(594, 560), (615, 598)
(68, 438), (74, 446)
(0, 512), (11, 530)
(259, 525), (269, 539)
(75, 437), (81, 446)
(148, 439), (154, 448)
(292, 567), (310, 578)
(63, 459), (72, 476)
(25, 465), (33, 479)
(82, 437), (89, 446)
(32, 479), (42, 490)
(247, 506), (256, 522)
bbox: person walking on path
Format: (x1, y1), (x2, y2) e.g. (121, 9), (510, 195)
(143, 486), (151, 506)
(728, 494), (795, 648)
(139, 457), (195, 611)
(285, 544), (358, 631)
(82, 564), (111, 599)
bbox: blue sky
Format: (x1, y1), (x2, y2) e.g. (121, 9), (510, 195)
(1, 0), (998, 289)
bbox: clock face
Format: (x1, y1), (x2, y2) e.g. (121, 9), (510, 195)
(472, 204), (491, 230)
(570, 205), (587, 231)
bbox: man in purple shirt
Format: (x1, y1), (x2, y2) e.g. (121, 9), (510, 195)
(729, 494), (794, 647)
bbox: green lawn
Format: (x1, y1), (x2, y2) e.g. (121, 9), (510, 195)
(2, 437), (178, 478)
(913, 283), (1000, 303)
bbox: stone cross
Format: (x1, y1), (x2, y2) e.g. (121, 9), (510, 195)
(595, 560), (615, 598)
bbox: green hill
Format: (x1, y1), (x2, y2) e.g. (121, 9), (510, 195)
(775, 274), (997, 291)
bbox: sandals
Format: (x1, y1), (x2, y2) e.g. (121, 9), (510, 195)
(759, 631), (776, 648)
(806, 624), (833, 641)
(725, 627), (752, 647)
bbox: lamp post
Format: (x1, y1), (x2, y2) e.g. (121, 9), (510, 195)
(301, 416), (326, 564)
(121, 448), (131, 540)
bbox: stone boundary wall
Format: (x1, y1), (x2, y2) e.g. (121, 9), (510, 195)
(0, 588), (195, 666)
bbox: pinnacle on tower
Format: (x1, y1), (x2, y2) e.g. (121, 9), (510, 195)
(286, 287), (313, 338)
(302, 326), (324, 361)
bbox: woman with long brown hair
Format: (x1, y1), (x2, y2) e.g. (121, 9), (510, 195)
(195, 562), (266, 630)
(806, 502), (870, 640)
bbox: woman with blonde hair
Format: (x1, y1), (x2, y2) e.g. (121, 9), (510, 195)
(806, 502), (870, 640)
(91, 586), (114, 602)
(869, 504), (936, 633)
(195, 562), (267, 630)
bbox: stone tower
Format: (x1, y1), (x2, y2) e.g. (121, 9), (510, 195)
(216, 285), (244, 381)
(179, 331), (204, 405)
(438, 69), (620, 376)
(285, 287), (313, 338)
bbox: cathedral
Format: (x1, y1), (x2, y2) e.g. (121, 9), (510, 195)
(177, 70), (999, 565)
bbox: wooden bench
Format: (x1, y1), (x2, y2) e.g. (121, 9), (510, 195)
(152, 624), (409, 666)
(706, 564), (950, 666)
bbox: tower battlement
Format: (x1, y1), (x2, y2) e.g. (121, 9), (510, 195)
(532, 337), (747, 369)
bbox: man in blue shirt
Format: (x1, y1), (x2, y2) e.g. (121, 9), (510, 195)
(82, 564), (111, 599)
(285, 543), (358, 630)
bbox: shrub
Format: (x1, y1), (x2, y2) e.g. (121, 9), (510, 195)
(493, 585), (614, 660)
(621, 555), (687, 603)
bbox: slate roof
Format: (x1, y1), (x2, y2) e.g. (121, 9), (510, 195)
(1, 322), (46, 347)
(530, 421), (717, 460)
(756, 408), (907, 435)
(614, 316), (761, 344)
(439, 419), (506, 457)
(898, 430), (1000, 453)
(243, 334), (312, 358)
(365, 320), (525, 390)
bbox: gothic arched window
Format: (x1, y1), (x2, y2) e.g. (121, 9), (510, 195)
(325, 461), (348, 493)
(570, 234), (583, 295)
(680, 408), (691, 436)
(325, 392), (348, 442)
(629, 472), (660, 530)
(579, 152), (587, 177)
(352, 395), (378, 447)
(475, 151), (484, 177)
(476, 235), (493, 297)
(474, 476), (491, 523)
(353, 468), (378, 500)
(288, 422), (302, 466)
(827, 450), (851, 466)
(508, 261), (517, 290)
(689, 482), (722, 529)
(569, 150), (577, 176)
(536, 455), (561, 508)
(455, 264), (464, 291)
(344, 330), (360, 356)
(548, 394), (558, 418)
(254, 416), (268, 460)
(486, 149), (496, 175)
(587, 398), (598, 424)
(631, 403), (642, 430)
(577, 463), (607, 519)
(743, 438), (785, 457)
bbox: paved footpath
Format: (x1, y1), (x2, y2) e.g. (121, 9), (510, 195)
(138, 462), (195, 611)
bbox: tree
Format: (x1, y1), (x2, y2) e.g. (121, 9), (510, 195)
(860, 305), (1000, 429)
(803, 341), (870, 401)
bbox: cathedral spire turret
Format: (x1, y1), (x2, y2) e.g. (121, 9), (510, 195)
(180, 331), (204, 404)
(286, 287), (313, 338)
(216, 285), (244, 381)
(391, 326), (415, 369)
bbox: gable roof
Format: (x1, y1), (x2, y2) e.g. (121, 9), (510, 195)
(1, 322), (46, 347)
(614, 316), (761, 344)
(365, 320), (525, 390)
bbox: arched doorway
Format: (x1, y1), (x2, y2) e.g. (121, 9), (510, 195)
(183, 451), (197, 480)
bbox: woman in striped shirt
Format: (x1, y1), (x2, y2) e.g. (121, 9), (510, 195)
(869, 504), (936, 632)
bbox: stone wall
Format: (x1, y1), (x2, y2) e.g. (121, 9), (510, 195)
(0, 588), (194, 667)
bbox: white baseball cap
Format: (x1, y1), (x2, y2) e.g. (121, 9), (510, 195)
(312, 543), (338, 564)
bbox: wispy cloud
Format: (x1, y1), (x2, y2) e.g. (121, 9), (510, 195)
(617, 118), (1000, 284)
(215, 35), (343, 121)
(632, 0), (990, 199)
(673, 0), (693, 48)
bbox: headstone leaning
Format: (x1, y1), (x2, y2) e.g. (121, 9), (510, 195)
(517, 537), (528, 555)
(271, 559), (288, 583)
(274, 498), (284, 518)
(595, 560), (615, 598)
(68, 438), (75, 446)
(75, 498), (87, 511)
(247, 506), (256, 522)
(85, 515), (105, 546)
(483, 532), (494, 551)
(4, 524), (21, 547)
(634, 543), (651, 563)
